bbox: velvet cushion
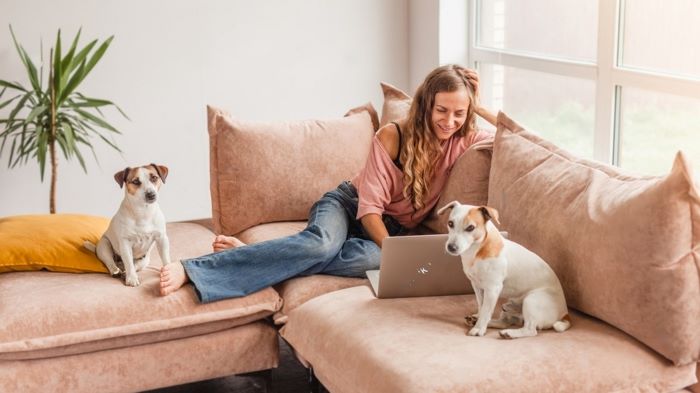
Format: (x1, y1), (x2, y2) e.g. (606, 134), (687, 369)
(281, 286), (697, 393)
(379, 82), (412, 127)
(273, 275), (367, 325)
(208, 104), (376, 235)
(0, 222), (282, 360)
(0, 214), (109, 274)
(0, 321), (279, 393)
(421, 143), (493, 234)
(488, 111), (700, 365)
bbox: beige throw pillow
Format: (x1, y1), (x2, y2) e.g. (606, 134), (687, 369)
(379, 82), (412, 127)
(488, 111), (700, 366)
(208, 104), (376, 235)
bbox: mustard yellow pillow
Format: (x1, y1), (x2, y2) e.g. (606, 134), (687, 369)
(0, 214), (110, 273)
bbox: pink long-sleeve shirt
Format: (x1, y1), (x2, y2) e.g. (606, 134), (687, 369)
(351, 130), (493, 229)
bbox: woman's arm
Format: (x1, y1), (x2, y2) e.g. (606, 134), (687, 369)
(361, 213), (390, 248)
(357, 123), (401, 248)
(474, 106), (498, 127)
(462, 68), (498, 128)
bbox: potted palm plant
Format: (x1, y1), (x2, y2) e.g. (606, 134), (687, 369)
(0, 26), (127, 213)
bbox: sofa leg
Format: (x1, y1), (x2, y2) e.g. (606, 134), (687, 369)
(308, 367), (321, 393)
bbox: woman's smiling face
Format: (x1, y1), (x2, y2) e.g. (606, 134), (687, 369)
(431, 88), (470, 141)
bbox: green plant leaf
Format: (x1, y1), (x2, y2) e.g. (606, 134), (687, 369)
(74, 108), (119, 133)
(57, 59), (85, 105)
(0, 80), (27, 92)
(9, 26), (42, 94)
(36, 129), (48, 180)
(0, 93), (22, 111)
(6, 92), (32, 125)
(61, 120), (76, 155)
(73, 93), (129, 119)
(53, 30), (62, 93)
(61, 39), (96, 82)
(25, 104), (47, 124)
(81, 36), (113, 82)
(60, 28), (82, 72)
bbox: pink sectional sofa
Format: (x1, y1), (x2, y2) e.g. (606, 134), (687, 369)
(2, 86), (698, 392)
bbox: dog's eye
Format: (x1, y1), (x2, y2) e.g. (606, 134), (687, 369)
(150, 175), (158, 183)
(447, 221), (454, 228)
(465, 224), (475, 232)
(132, 179), (141, 186)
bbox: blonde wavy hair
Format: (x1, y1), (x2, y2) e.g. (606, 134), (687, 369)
(400, 64), (478, 211)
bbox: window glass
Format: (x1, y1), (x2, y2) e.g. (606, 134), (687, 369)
(479, 63), (596, 159)
(621, 0), (700, 79)
(619, 87), (700, 177)
(478, 0), (598, 62)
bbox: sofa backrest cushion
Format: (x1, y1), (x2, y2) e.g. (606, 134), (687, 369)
(421, 146), (493, 234)
(207, 104), (376, 235)
(488, 111), (700, 365)
(379, 82), (412, 128)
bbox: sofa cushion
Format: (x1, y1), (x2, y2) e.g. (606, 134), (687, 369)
(0, 214), (109, 274)
(379, 82), (412, 127)
(488, 111), (700, 365)
(208, 104), (376, 235)
(0, 222), (282, 360)
(0, 321), (279, 393)
(420, 143), (493, 234)
(281, 286), (697, 393)
(234, 221), (308, 245)
(273, 275), (367, 325)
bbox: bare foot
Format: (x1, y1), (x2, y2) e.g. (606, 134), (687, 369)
(160, 262), (189, 296)
(212, 235), (246, 252)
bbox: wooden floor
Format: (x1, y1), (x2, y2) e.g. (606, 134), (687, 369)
(145, 337), (328, 393)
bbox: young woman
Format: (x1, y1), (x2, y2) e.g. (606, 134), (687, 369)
(160, 64), (498, 302)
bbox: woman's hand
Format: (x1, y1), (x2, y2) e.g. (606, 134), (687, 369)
(462, 68), (498, 127)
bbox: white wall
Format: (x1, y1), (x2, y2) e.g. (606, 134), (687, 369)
(408, 0), (439, 93)
(0, 0), (408, 221)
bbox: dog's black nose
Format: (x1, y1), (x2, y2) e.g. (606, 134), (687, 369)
(447, 243), (457, 253)
(145, 192), (156, 201)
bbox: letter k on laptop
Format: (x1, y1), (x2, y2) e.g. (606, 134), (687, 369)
(366, 234), (472, 298)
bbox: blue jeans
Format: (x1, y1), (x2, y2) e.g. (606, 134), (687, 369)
(182, 181), (406, 303)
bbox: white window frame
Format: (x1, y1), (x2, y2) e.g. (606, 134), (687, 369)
(465, 0), (700, 165)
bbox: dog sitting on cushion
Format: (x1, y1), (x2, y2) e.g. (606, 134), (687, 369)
(84, 164), (171, 287)
(438, 201), (570, 338)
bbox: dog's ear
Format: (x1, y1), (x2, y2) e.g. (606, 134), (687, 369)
(437, 201), (460, 216)
(114, 167), (130, 189)
(478, 206), (500, 225)
(150, 163), (169, 183)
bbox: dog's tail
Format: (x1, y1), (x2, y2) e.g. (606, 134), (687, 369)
(83, 241), (97, 253)
(553, 314), (571, 332)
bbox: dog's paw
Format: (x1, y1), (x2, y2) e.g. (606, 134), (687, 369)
(467, 326), (486, 337)
(125, 274), (140, 287)
(499, 330), (513, 339)
(464, 315), (478, 327)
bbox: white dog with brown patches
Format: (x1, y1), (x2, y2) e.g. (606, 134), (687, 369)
(437, 201), (570, 338)
(84, 164), (171, 287)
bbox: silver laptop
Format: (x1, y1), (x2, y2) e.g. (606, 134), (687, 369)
(366, 234), (472, 298)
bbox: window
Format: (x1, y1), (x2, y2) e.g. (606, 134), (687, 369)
(464, 0), (700, 177)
